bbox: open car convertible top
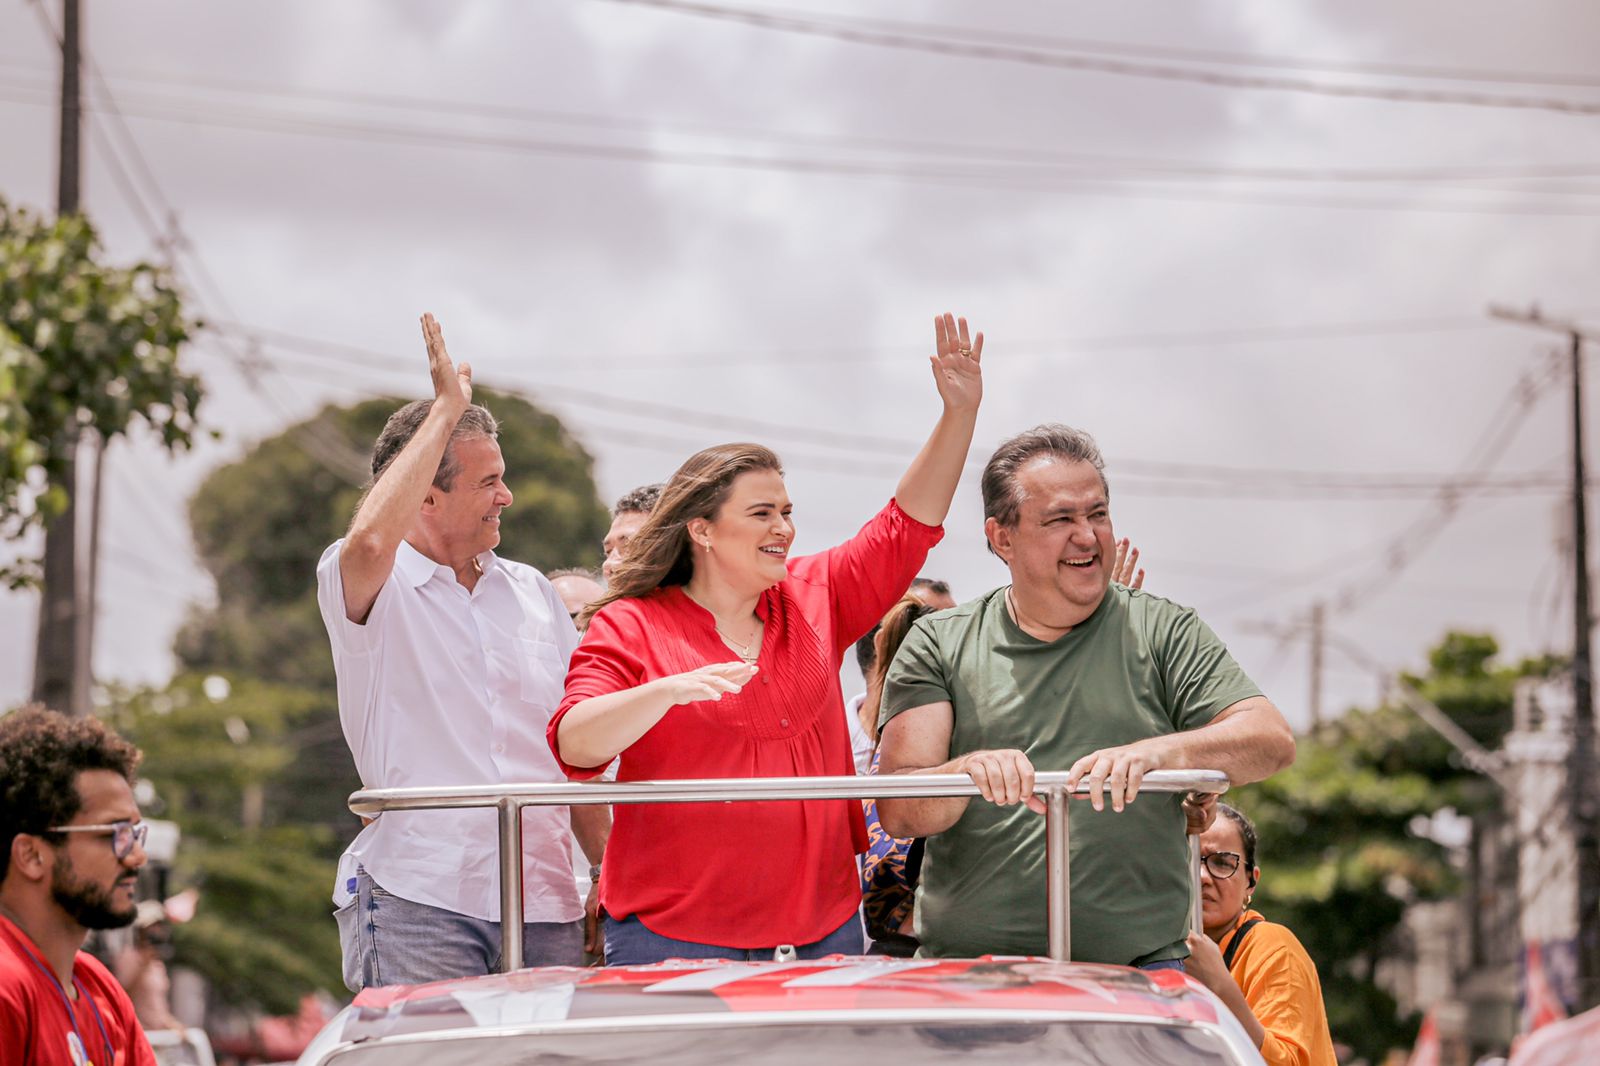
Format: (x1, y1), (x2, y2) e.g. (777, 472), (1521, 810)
(296, 956), (1263, 1066)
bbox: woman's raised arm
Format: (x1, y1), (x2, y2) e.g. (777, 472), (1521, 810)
(893, 312), (983, 526)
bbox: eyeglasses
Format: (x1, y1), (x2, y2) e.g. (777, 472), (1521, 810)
(45, 820), (149, 861)
(1201, 850), (1244, 879)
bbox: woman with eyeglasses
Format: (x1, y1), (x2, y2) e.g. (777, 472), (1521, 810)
(1184, 804), (1337, 1066)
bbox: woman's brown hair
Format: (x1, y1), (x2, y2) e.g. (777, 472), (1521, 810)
(580, 442), (784, 625)
(860, 596), (935, 745)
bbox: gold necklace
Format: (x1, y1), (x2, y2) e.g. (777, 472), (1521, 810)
(716, 625), (761, 663)
(684, 587), (761, 662)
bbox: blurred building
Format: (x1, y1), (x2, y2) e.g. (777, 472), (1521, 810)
(1378, 676), (1580, 1064)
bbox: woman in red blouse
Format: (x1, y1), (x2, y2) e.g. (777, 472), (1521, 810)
(549, 313), (984, 964)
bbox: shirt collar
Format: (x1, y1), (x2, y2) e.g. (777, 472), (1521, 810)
(395, 540), (501, 589)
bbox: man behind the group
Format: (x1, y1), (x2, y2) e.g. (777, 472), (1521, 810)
(876, 424), (1295, 967)
(600, 483), (662, 583)
(316, 314), (607, 988)
(1, 707), (157, 1066)
(548, 567), (605, 632)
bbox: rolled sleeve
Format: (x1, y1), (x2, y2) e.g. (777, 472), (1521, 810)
(316, 540), (389, 655)
(548, 603), (647, 780)
(879, 617), (951, 734)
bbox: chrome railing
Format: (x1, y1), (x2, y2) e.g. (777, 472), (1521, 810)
(349, 769), (1229, 970)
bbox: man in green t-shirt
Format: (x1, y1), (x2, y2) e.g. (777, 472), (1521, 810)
(877, 424), (1296, 968)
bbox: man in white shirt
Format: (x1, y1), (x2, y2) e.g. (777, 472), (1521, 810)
(316, 314), (608, 988)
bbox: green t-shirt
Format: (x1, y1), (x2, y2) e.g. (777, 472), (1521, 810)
(880, 584), (1261, 964)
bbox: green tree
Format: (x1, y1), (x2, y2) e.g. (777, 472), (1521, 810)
(101, 675), (342, 1014)
(1233, 631), (1557, 1061)
(0, 198), (201, 586)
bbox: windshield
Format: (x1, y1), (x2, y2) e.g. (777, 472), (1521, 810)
(322, 1019), (1241, 1066)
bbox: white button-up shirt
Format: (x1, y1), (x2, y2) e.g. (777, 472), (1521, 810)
(843, 692), (874, 776)
(317, 539), (581, 923)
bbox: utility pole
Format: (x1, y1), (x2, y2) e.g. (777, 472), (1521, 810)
(31, 0), (88, 717)
(1309, 601), (1325, 729)
(1490, 302), (1600, 1009)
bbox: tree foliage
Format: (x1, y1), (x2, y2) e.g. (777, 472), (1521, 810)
(1232, 631), (1558, 1062)
(101, 674), (344, 1014)
(0, 198), (201, 585)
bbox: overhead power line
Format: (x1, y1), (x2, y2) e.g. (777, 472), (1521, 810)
(1209, 349), (1566, 618)
(593, 3), (1600, 90)
(3, 80), (1599, 217)
(213, 313), (1510, 374)
(203, 319), (1578, 502)
(604, 0), (1600, 117)
(23, 2), (371, 487)
(5, 60), (1600, 187)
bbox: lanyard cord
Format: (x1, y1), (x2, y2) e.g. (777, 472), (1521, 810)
(20, 948), (114, 1066)
(75, 974), (116, 1066)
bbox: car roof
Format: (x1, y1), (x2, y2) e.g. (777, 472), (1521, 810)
(324, 957), (1220, 1048)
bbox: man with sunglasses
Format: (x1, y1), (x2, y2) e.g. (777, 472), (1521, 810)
(1, 706), (157, 1066)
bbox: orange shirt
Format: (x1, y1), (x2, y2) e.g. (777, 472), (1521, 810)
(1219, 909), (1339, 1066)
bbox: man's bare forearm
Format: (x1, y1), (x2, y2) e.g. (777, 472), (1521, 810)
(571, 803), (610, 866)
(347, 406), (457, 554)
(874, 759), (973, 839)
(1139, 698), (1295, 786)
(339, 405), (461, 622)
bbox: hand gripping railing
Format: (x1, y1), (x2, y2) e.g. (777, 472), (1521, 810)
(348, 769), (1229, 971)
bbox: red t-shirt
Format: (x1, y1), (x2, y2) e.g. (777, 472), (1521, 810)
(0, 914), (156, 1066)
(550, 499), (943, 947)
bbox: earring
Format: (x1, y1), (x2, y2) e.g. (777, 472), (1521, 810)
(702, 540), (711, 553)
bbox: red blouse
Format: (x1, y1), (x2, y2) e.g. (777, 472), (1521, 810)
(549, 499), (943, 947)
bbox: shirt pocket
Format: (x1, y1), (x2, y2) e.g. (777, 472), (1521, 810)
(518, 637), (567, 709)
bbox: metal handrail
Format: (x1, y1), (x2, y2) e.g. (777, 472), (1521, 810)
(348, 769), (1229, 970)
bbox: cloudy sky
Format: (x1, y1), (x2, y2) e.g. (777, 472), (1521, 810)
(2, 0), (1599, 728)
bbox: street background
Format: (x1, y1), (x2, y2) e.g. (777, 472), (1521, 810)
(3, 3), (1599, 1062)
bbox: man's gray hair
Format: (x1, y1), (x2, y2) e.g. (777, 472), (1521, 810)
(369, 399), (499, 492)
(613, 482), (663, 516)
(547, 566), (601, 582)
(981, 424), (1108, 533)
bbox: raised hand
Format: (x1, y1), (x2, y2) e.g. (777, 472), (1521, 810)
(660, 661), (758, 707)
(1112, 538), (1145, 590)
(420, 313), (472, 415)
(930, 312), (983, 414)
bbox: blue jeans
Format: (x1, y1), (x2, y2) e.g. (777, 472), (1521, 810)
(335, 867), (583, 990)
(603, 910), (865, 966)
(1138, 958), (1187, 972)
